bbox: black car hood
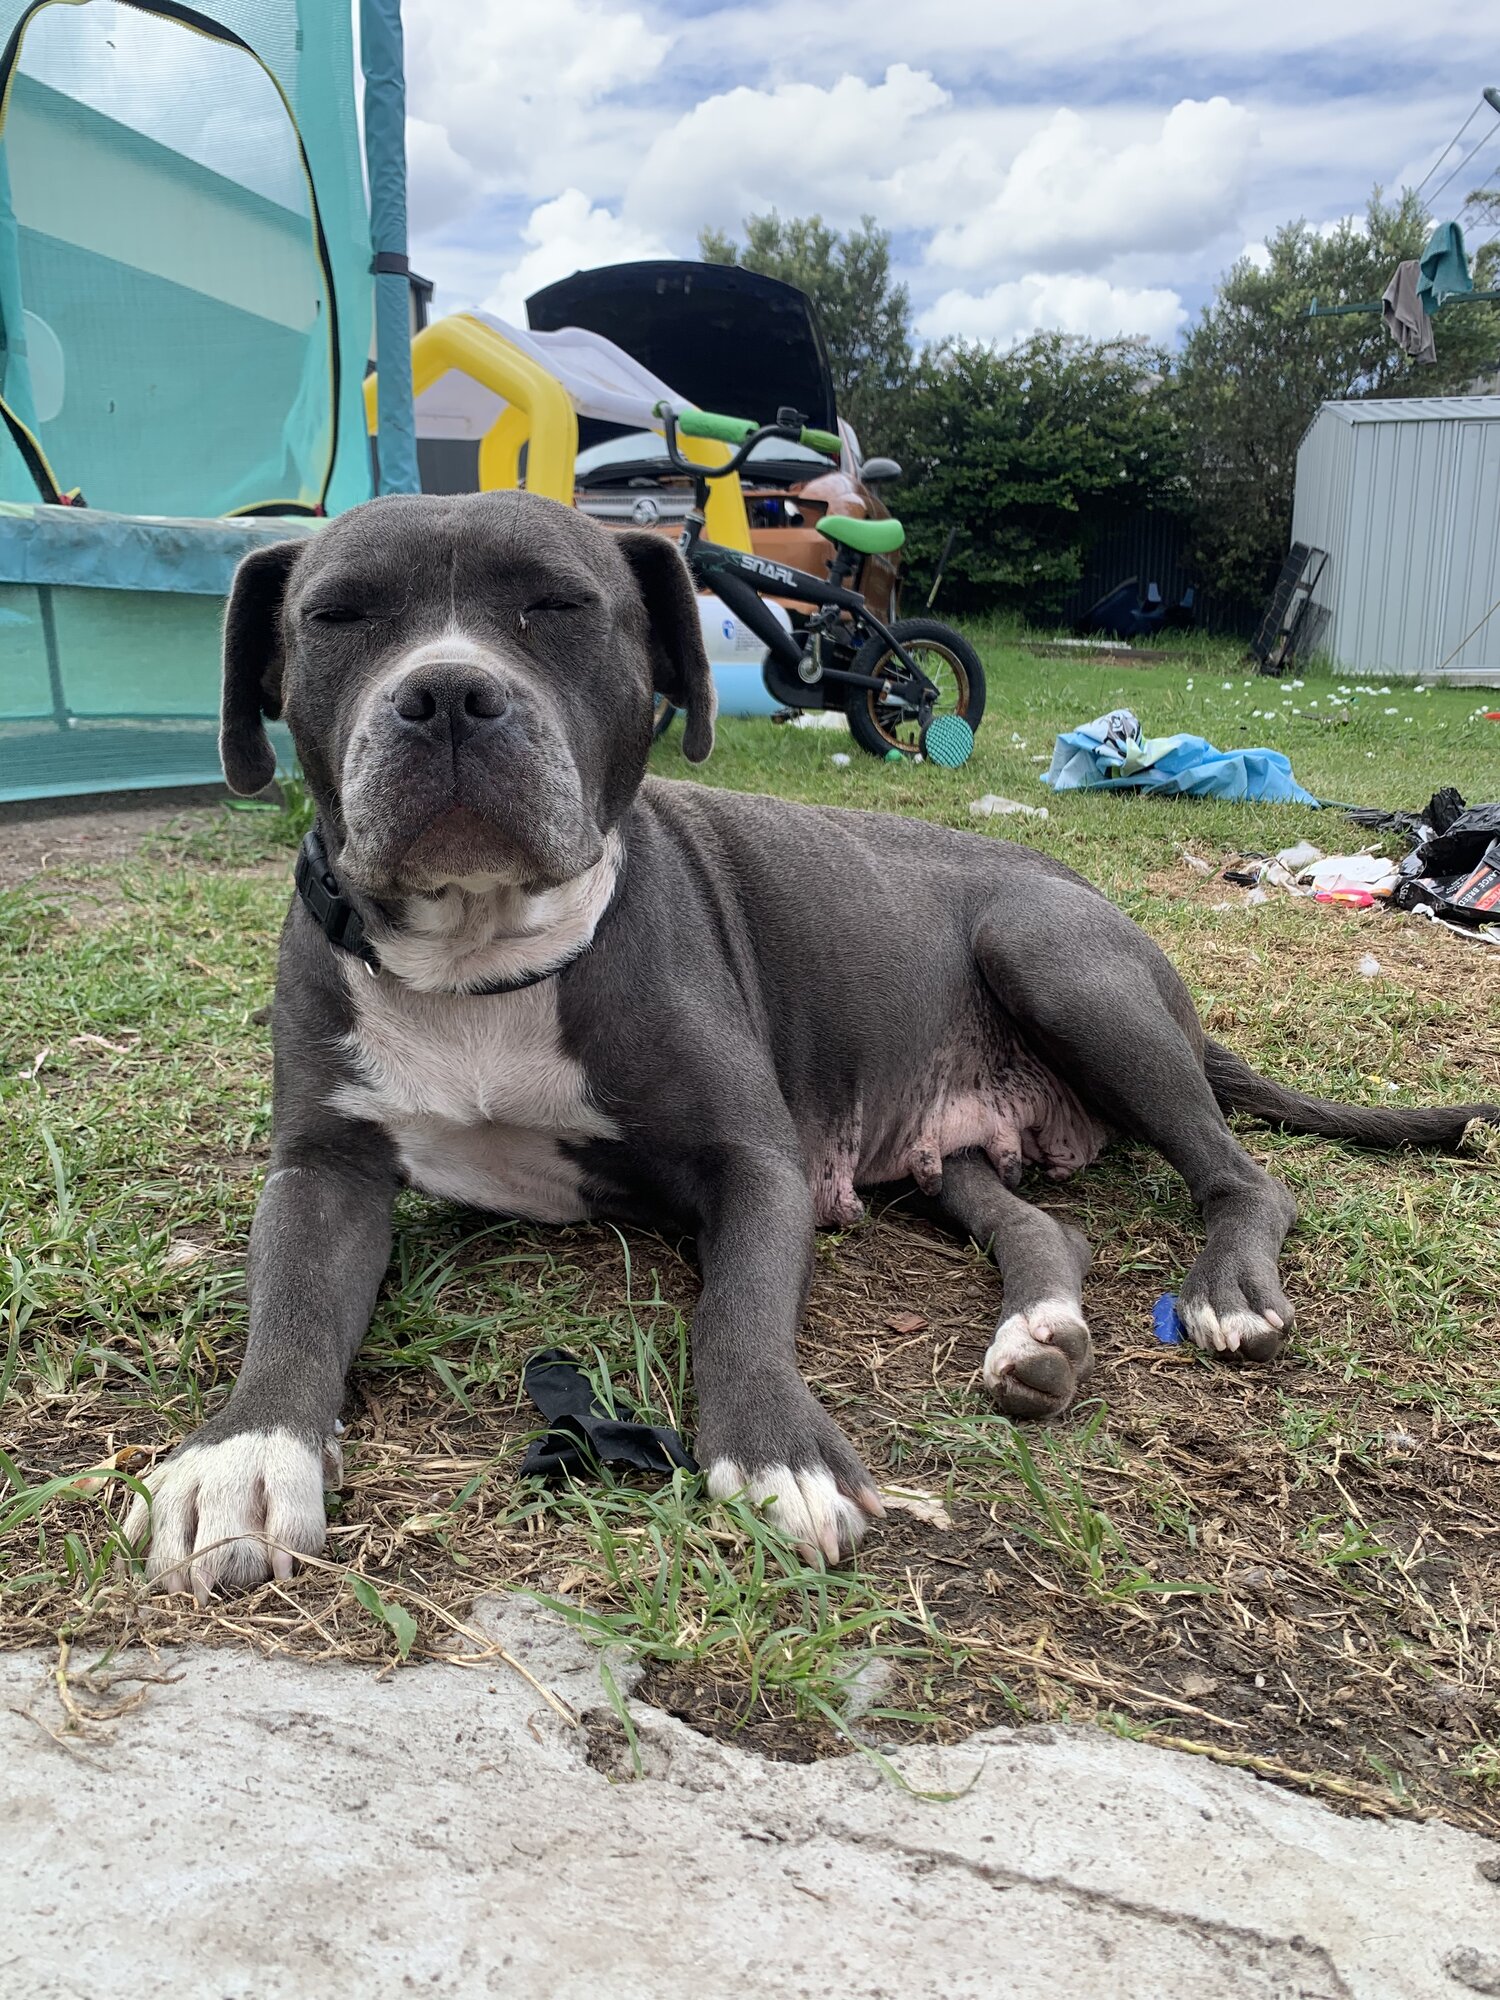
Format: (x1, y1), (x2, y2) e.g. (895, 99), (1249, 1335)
(526, 261), (838, 437)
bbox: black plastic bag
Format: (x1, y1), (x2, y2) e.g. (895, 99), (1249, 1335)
(1415, 804), (1500, 880)
(519, 1347), (696, 1481)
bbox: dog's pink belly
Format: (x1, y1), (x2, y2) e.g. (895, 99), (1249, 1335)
(806, 1047), (1107, 1227)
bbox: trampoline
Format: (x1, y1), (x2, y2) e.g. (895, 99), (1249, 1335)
(0, 0), (414, 801)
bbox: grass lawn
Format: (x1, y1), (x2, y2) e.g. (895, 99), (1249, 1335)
(2, 629), (1497, 1828)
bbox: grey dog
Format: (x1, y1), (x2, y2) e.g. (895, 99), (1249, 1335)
(126, 491), (1496, 1594)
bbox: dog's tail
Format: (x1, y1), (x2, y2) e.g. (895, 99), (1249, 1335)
(1205, 1040), (1497, 1150)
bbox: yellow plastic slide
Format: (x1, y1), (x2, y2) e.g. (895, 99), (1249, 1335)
(363, 313), (752, 551)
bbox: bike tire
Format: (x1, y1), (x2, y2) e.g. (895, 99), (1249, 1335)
(844, 618), (987, 760)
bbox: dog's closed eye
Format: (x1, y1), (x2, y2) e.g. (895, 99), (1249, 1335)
(517, 598), (591, 636)
(304, 603), (368, 626)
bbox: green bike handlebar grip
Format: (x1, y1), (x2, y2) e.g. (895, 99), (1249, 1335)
(675, 408), (759, 446)
(800, 426), (843, 457)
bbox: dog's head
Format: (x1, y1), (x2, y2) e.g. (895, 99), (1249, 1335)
(220, 492), (715, 896)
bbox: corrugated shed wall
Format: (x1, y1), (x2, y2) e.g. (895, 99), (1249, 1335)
(1344, 420), (1452, 675)
(1291, 400), (1500, 680)
(1438, 419), (1500, 675)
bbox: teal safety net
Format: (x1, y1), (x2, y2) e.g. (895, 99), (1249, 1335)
(0, 0), (372, 517)
(0, 0), (376, 800)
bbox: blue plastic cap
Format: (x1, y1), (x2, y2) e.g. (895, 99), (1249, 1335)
(1152, 1294), (1183, 1345)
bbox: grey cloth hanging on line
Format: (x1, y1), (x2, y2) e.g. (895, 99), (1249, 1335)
(1382, 261), (1438, 363)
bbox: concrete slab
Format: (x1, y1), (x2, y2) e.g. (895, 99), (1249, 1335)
(3, 1601), (1497, 2000)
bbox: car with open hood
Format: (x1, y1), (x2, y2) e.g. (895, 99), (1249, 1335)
(526, 261), (904, 619)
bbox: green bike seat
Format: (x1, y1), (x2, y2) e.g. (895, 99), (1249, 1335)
(817, 513), (905, 555)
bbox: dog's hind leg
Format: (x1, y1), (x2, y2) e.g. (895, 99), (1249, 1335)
(973, 879), (1298, 1365)
(936, 1151), (1094, 1418)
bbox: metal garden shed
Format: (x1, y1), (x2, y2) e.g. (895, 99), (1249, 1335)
(1290, 396), (1500, 684)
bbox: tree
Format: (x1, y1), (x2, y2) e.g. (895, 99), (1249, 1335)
(1174, 187), (1500, 604)
(699, 212), (914, 446)
(884, 334), (1185, 618)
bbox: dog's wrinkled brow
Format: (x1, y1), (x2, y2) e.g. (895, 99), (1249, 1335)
(501, 561), (602, 604)
(297, 565), (410, 612)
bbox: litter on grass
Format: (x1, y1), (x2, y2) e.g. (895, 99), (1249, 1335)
(1303, 853), (1400, 897)
(1276, 840), (1325, 872)
(970, 794), (1050, 820)
(1347, 791), (1500, 929)
(1189, 790), (1500, 949)
(1214, 846), (1397, 900)
(1152, 1295), (1184, 1346)
(519, 1348), (696, 1481)
(1043, 708), (1320, 804)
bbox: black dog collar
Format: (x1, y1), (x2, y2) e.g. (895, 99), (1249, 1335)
(295, 829), (380, 968)
(294, 829), (605, 997)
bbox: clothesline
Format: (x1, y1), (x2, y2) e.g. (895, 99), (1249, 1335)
(1305, 287), (1500, 318)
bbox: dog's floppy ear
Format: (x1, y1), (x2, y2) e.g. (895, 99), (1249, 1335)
(220, 540), (304, 795)
(616, 531), (716, 763)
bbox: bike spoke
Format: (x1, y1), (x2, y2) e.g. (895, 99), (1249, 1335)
(870, 642), (967, 753)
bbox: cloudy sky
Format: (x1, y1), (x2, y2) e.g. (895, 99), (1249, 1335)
(398, 0), (1500, 349)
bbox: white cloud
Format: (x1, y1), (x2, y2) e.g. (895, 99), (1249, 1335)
(919, 274), (1188, 347)
(404, 0), (671, 180)
(625, 65), (949, 235)
(405, 117), (486, 236)
(481, 191), (672, 322)
(926, 98), (1259, 276)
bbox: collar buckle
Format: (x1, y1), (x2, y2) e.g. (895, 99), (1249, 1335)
(295, 829), (380, 968)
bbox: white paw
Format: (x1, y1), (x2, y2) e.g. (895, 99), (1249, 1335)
(125, 1428), (339, 1603)
(706, 1458), (880, 1566)
(1177, 1302), (1284, 1354)
(983, 1299), (1088, 1393)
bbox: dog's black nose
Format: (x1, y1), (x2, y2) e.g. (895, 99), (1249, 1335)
(389, 666), (510, 730)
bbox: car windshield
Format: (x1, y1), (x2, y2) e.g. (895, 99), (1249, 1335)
(574, 430), (836, 477)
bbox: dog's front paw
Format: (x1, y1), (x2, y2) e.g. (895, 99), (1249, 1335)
(702, 1389), (883, 1565)
(1179, 1254), (1293, 1362)
(983, 1300), (1093, 1419)
(125, 1426), (341, 1603)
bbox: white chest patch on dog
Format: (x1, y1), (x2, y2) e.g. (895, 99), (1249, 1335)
(370, 832), (623, 994)
(331, 975), (616, 1222)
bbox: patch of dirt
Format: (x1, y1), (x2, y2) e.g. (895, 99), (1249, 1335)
(637, 1665), (842, 1762)
(0, 788), (235, 889)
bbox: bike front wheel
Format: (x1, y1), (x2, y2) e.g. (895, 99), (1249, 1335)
(845, 618), (987, 760)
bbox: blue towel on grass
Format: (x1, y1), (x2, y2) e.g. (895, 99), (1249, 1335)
(1042, 708), (1320, 806)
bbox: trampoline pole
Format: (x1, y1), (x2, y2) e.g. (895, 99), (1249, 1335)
(359, 0), (420, 496)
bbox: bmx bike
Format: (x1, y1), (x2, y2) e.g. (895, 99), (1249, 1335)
(650, 404), (985, 765)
